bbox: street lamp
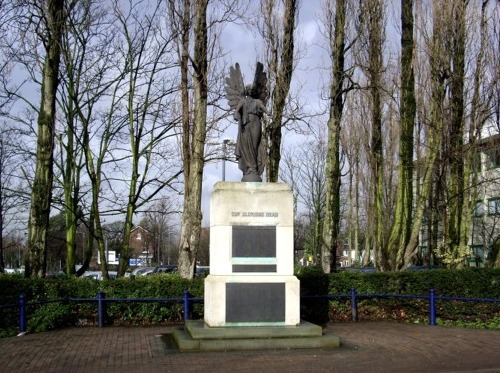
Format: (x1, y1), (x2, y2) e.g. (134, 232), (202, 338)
(207, 138), (236, 181)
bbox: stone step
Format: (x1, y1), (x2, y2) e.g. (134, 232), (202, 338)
(171, 320), (340, 351)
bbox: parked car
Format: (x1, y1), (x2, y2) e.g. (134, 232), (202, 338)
(81, 271), (117, 280)
(195, 266), (209, 277)
(45, 270), (66, 278)
(131, 266), (156, 276)
(149, 264), (177, 275)
(342, 267), (377, 273)
(407, 265), (441, 271)
(4, 268), (25, 275)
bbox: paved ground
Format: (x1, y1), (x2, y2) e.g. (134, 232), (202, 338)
(0, 322), (499, 373)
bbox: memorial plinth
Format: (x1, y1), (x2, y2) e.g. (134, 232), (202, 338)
(205, 181), (299, 327)
(172, 182), (339, 351)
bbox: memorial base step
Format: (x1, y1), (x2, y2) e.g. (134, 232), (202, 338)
(171, 320), (340, 351)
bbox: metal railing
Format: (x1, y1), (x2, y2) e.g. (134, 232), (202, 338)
(311, 288), (500, 325)
(2, 288), (498, 334)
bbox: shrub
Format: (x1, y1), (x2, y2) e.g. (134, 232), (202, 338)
(326, 268), (500, 325)
(27, 302), (76, 333)
(0, 268), (499, 335)
(296, 266), (329, 325)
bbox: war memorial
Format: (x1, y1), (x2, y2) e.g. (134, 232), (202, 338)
(172, 63), (339, 351)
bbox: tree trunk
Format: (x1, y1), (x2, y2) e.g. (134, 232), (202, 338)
(265, 0), (296, 182)
(362, 0), (385, 271)
(321, 0), (346, 273)
(0, 137), (5, 272)
(81, 101), (109, 278)
(177, 0), (208, 279)
(400, 1), (448, 269)
(60, 61), (80, 277)
(445, 0), (467, 267)
(461, 0), (490, 254)
(26, 0), (65, 278)
(389, 0), (416, 270)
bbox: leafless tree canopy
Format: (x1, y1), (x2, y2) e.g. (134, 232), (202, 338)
(1, 1), (500, 275)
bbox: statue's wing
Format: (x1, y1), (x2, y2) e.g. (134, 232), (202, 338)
(225, 63), (245, 111)
(251, 61), (268, 105)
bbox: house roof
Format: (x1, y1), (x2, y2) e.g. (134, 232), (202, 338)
(130, 225), (151, 234)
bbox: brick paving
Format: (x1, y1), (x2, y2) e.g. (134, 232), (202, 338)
(0, 322), (499, 372)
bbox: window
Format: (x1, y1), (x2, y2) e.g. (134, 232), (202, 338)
(485, 148), (500, 169)
(471, 245), (484, 259)
(487, 198), (500, 215)
(468, 245), (485, 268)
(473, 200), (484, 217)
(419, 246), (428, 256)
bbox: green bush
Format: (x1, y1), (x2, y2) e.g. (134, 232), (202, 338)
(27, 302), (76, 333)
(0, 268), (499, 336)
(0, 274), (205, 334)
(296, 266), (330, 325)
(99, 274), (204, 325)
(326, 268), (500, 325)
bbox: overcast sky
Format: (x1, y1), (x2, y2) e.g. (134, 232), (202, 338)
(200, 1), (328, 225)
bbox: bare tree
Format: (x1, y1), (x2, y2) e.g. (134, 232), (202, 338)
(0, 130), (28, 271)
(141, 197), (179, 265)
(319, 0), (350, 273)
(356, 0), (387, 270)
(171, 0), (210, 279)
(386, 0), (417, 270)
(442, 0), (467, 265)
(399, 0), (451, 269)
(56, 0), (107, 276)
(110, 0), (182, 277)
(170, 0), (242, 279)
(257, 0), (298, 182)
(414, 0), (499, 269)
(55, 0), (131, 278)
(457, 0), (495, 259)
(342, 94), (366, 266)
(282, 128), (328, 264)
(13, 0), (76, 278)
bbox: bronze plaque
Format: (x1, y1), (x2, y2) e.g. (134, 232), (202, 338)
(232, 226), (276, 258)
(226, 283), (285, 322)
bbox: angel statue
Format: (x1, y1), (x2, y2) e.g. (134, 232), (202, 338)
(225, 62), (268, 182)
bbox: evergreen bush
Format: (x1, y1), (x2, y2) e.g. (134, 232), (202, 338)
(0, 268), (498, 336)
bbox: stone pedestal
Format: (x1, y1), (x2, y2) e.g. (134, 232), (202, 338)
(171, 181), (340, 351)
(204, 182), (300, 327)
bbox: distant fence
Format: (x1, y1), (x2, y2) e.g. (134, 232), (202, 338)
(1, 289), (499, 334)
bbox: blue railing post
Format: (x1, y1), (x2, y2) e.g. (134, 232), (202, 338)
(351, 288), (358, 322)
(183, 291), (190, 322)
(19, 294), (26, 334)
(429, 288), (437, 326)
(97, 291), (106, 328)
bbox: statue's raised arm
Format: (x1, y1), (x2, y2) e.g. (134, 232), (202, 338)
(225, 62), (268, 182)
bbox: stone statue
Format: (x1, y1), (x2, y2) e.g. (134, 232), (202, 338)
(225, 62), (268, 182)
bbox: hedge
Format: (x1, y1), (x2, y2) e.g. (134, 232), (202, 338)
(0, 274), (205, 337)
(0, 268), (499, 337)
(326, 268), (500, 326)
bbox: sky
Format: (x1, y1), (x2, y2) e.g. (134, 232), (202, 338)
(200, 1), (325, 225)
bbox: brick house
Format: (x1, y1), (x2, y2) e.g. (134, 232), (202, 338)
(129, 226), (154, 266)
